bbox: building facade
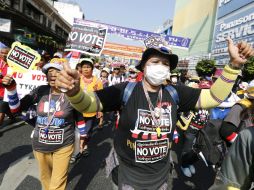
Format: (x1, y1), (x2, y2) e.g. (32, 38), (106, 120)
(0, 0), (71, 54)
(171, 0), (217, 70)
(155, 19), (173, 36)
(211, 0), (254, 65)
(53, 1), (84, 26)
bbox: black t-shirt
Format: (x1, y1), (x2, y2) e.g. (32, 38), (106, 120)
(20, 85), (84, 153)
(96, 82), (200, 185)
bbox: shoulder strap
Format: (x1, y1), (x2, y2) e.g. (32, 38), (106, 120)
(122, 82), (137, 106)
(165, 85), (179, 105)
(237, 98), (252, 108)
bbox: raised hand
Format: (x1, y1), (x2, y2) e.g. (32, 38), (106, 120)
(227, 38), (254, 69)
(55, 62), (80, 97)
(2, 75), (15, 87)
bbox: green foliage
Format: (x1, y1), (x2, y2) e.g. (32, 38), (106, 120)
(195, 59), (216, 77)
(242, 56), (254, 82)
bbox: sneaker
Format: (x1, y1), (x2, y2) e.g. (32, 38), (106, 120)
(181, 166), (192, 177)
(189, 165), (196, 175)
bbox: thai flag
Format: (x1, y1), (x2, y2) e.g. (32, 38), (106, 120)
(173, 129), (179, 144)
(64, 51), (72, 59)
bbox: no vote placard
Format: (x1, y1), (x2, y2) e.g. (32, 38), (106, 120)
(7, 42), (41, 73)
(144, 35), (169, 49)
(65, 19), (108, 56)
(4, 68), (48, 101)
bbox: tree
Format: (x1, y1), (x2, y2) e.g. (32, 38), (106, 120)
(242, 56), (254, 82)
(195, 59), (216, 77)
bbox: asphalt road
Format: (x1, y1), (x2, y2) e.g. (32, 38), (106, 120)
(0, 119), (216, 190)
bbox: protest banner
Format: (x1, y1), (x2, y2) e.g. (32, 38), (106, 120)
(83, 19), (191, 49)
(65, 19), (108, 56)
(4, 69), (47, 101)
(6, 42), (41, 73)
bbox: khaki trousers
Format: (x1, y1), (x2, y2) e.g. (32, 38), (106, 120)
(33, 145), (74, 190)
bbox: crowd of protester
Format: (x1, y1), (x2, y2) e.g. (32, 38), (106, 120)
(0, 38), (254, 190)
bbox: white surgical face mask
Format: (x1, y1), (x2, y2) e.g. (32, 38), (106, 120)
(129, 73), (137, 78)
(145, 64), (170, 86)
(171, 77), (178, 83)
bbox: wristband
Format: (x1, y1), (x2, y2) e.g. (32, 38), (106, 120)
(228, 62), (243, 70)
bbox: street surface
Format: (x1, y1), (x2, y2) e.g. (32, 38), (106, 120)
(0, 118), (215, 190)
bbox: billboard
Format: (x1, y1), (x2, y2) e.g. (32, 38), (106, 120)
(217, 0), (253, 19)
(212, 2), (254, 65)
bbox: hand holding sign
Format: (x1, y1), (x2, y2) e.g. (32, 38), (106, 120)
(2, 74), (14, 89)
(6, 42), (41, 73)
(55, 62), (80, 97)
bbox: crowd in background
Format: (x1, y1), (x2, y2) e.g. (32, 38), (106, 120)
(1, 42), (254, 190)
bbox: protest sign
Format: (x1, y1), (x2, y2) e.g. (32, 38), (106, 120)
(65, 19), (108, 56)
(6, 42), (41, 73)
(144, 35), (169, 49)
(4, 69), (47, 101)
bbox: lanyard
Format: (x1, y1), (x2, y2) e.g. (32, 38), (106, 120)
(142, 82), (163, 137)
(45, 90), (64, 134)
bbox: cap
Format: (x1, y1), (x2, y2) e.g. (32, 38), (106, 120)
(170, 73), (179, 77)
(129, 65), (139, 73)
(53, 52), (63, 58)
(135, 47), (178, 71)
(102, 67), (110, 74)
(79, 58), (94, 68)
(42, 58), (67, 74)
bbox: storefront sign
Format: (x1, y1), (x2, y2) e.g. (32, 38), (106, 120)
(217, 0), (253, 18)
(212, 4), (254, 64)
(0, 18), (11, 32)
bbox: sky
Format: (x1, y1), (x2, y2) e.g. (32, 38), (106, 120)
(60, 0), (176, 46)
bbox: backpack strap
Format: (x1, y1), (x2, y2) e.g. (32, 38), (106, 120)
(165, 85), (179, 106)
(237, 98), (252, 108)
(122, 82), (137, 106)
(123, 83), (179, 107)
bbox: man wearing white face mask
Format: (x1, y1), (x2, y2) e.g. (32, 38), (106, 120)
(55, 38), (254, 190)
(170, 73), (179, 85)
(126, 65), (139, 82)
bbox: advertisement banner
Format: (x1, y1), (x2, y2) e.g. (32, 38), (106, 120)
(217, 0), (253, 19)
(65, 19), (108, 56)
(104, 42), (144, 53)
(79, 19), (191, 49)
(4, 69), (48, 101)
(102, 49), (141, 59)
(212, 4), (254, 65)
